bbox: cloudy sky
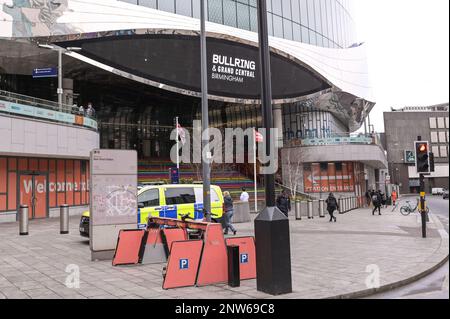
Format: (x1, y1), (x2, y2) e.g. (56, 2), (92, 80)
(354, 0), (449, 132)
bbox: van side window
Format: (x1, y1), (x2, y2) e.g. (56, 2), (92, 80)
(165, 188), (196, 205)
(138, 189), (160, 207)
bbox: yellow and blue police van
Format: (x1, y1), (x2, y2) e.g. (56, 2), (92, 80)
(79, 184), (224, 237)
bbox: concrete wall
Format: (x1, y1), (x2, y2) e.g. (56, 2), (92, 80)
(0, 114), (99, 159)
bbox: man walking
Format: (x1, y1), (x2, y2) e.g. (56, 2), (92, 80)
(372, 190), (382, 216)
(276, 190), (291, 218)
(325, 193), (339, 222)
(223, 191), (237, 235)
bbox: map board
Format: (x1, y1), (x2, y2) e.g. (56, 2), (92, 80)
(89, 149), (137, 257)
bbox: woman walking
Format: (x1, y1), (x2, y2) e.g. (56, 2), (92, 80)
(223, 191), (237, 235)
(325, 193), (339, 222)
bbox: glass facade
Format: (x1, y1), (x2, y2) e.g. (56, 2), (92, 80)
(119, 0), (357, 48)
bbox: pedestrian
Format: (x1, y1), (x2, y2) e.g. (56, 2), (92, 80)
(391, 190), (398, 206)
(276, 190), (291, 217)
(380, 191), (387, 208)
(86, 102), (95, 117)
(79, 104), (85, 115)
(223, 191), (236, 235)
(240, 187), (249, 202)
(325, 192), (338, 222)
(372, 191), (382, 216)
(365, 190), (371, 207)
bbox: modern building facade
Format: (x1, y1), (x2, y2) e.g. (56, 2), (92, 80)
(0, 0), (384, 220)
(384, 104), (449, 194)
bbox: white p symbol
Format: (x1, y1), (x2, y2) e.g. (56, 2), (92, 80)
(365, 264), (380, 289)
(65, 264), (80, 289)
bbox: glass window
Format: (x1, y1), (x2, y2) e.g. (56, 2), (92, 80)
(307, 0), (315, 31)
(291, 0), (300, 23)
(194, 187), (221, 203)
(165, 187), (196, 205)
(309, 30), (316, 45)
(249, 6), (258, 32)
(223, 0), (237, 27)
(209, 0), (223, 24)
(138, 189), (160, 207)
(431, 131), (438, 143)
(237, 3), (250, 30)
(267, 12), (274, 35)
(192, 0), (201, 18)
(139, 0), (157, 8)
(272, 0), (283, 15)
(175, 0), (192, 16)
(283, 19), (293, 40)
(282, 0), (292, 19)
(320, 0), (328, 38)
(300, 0), (308, 26)
(314, 0), (322, 34)
(120, 0), (138, 4)
(293, 22), (301, 41)
(446, 117), (449, 129)
(432, 145), (440, 158)
(439, 146), (448, 158)
(439, 131), (447, 143)
(273, 14), (284, 38)
(158, 0), (175, 13)
(301, 25), (309, 43)
(429, 117), (437, 129)
(437, 117), (445, 129)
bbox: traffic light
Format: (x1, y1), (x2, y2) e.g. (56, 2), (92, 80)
(415, 141), (430, 173)
(429, 152), (435, 172)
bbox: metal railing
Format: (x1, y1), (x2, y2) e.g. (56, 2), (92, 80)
(0, 89), (97, 129)
(284, 132), (384, 148)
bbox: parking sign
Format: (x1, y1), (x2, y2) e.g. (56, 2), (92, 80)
(179, 258), (189, 269)
(240, 253), (249, 264)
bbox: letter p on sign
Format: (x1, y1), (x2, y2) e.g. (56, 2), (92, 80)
(240, 253), (249, 264)
(179, 258), (189, 270)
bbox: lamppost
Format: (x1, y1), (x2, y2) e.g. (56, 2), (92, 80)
(38, 44), (82, 111)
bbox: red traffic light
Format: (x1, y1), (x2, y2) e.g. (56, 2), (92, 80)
(418, 144), (427, 152)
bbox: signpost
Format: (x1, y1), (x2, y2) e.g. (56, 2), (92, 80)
(90, 149), (138, 261)
(32, 67), (57, 78)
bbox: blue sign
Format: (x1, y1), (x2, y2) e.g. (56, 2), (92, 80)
(170, 168), (180, 184)
(32, 67), (57, 78)
(240, 253), (249, 264)
(179, 258), (189, 270)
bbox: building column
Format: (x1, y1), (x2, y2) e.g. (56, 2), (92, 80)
(62, 78), (74, 106)
(273, 104), (283, 148)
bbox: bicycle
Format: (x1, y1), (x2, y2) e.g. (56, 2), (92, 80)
(400, 198), (430, 216)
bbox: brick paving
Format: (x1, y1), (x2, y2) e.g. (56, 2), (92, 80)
(0, 204), (447, 299)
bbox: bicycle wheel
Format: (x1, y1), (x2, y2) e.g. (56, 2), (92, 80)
(400, 206), (410, 216)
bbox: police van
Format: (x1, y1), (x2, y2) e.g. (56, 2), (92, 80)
(79, 184), (224, 237)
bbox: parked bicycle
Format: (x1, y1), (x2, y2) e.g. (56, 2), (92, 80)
(400, 198), (430, 216)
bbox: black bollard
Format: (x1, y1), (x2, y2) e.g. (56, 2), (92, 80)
(254, 207), (292, 295)
(227, 245), (240, 287)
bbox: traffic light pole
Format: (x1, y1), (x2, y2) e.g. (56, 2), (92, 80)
(419, 173), (427, 238)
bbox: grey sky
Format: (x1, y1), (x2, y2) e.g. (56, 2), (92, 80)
(354, 0), (449, 132)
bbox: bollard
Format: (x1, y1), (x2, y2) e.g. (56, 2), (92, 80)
(227, 245), (240, 287)
(319, 199), (325, 218)
(300, 201), (308, 219)
(19, 204), (29, 236)
(295, 200), (301, 220)
(339, 198), (344, 214)
(60, 204), (69, 234)
(307, 200), (313, 219)
(312, 200), (319, 217)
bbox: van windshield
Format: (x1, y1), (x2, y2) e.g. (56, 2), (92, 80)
(165, 188), (196, 205)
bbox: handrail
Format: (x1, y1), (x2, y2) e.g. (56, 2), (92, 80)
(0, 89), (96, 118)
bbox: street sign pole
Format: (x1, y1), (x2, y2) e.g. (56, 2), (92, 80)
(254, 0), (292, 296)
(58, 49), (63, 112)
(200, 0), (211, 221)
(417, 136), (427, 238)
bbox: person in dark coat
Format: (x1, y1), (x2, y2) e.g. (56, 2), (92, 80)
(223, 191), (236, 235)
(325, 193), (339, 222)
(276, 190), (291, 217)
(372, 190), (382, 216)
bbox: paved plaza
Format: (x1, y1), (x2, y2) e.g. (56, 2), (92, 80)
(0, 203), (448, 299)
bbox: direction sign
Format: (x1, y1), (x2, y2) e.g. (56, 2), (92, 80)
(32, 67), (57, 78)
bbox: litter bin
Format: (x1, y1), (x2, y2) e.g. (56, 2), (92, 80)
(19, 204), (29, 236)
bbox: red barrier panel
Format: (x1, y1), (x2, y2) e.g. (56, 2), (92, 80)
(141, 227), (167, 264)
(112, 229), (147, 266)
(196, 223), (228, 286)
(162, 228), (188, 253)
(225, 237), (256, 280)
(162, 240), (203, 289)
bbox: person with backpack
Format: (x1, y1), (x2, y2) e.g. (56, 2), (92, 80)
(325, 193), (339, 222)
(223, 191), (237, 235)
(372, 190), (382, 216)
(276, 190), (291, 217)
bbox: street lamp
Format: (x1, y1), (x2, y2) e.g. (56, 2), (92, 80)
(38, 44), (82, 111)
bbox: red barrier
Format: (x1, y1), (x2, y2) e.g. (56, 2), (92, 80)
(141, 227), (167, 265)
(112, 229), (147, 266)
(225, 237), (256, 280)
(196, 223), (228, 286)
(162, 228), (188, 253)
(162, 240), (203, 289)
